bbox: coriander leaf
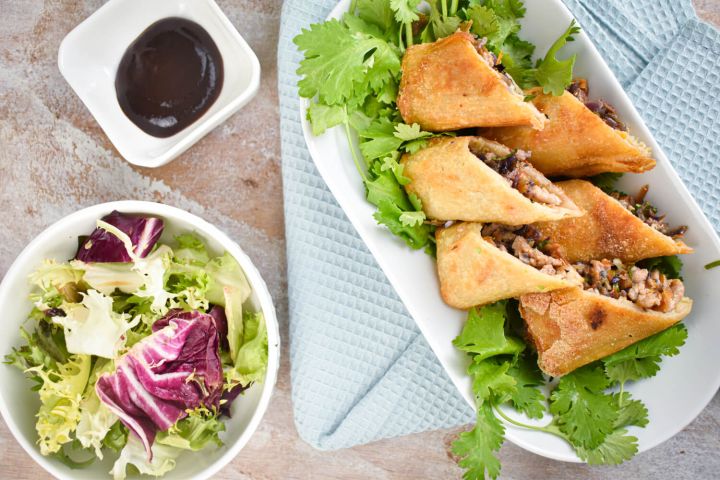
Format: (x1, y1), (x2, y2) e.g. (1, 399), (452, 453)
(469, 358), (517, 406)
(364, 40), (402, 94)
(394, 122), (433, 141)
(399, 211), (426, 227)
(549, 364), (617, 450)
(488, 0), (526, 19)
(294, 20), (391, 105)
(357, 0), (397, 33)
(603, 324), (687, 385)
(534, 20), (580, 95)
(380, 152), (410, 185)
(451, 403), (504, 480)
(467, 5), (500, 42)
(403, 138), (429, 154)
(589, 172), (624, 193)
(575, 429), (638, 466)
(365, 167), (412, 210)
(343, 12), (384, 37)
(407, 192), (423, 211)
(611, 393), (648, 429)
(423, 1), (461, 41)
(389, 0), (421, 24)
(452, 303), (525, 362)
(469, 0), (524, 49)
(374, 199), (431, 249)
(348, 109), (374, 132)
(307, 103), (348, 136)
(359, 117), (404, 162)
(636, 256), (683, 280)
(502, 34), (536, 88)
(375, 78), (399, 104)
(507, 353), (546, 419)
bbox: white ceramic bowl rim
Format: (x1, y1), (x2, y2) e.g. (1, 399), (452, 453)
(0, 201), (280, 480)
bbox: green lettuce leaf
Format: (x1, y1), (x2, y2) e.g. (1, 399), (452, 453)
(156, 408), (225, 451)
(52, 290), (139, 359)
(110, 434), (180, 480)
(70, 261), (144, 296)
(173, 233), (211, 266)
(225, 311), (269, 388)
(29, 354), (91, 455)
(205, 252), (251, 308)
(76, 359), (118, 459)
(103, 422), (129, 453)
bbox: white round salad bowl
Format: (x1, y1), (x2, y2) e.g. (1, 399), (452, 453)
(0, 201), (280, 480)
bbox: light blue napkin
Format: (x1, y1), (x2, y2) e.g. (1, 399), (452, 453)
(278, 0), (720, 449)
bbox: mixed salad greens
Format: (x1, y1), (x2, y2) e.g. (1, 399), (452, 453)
(5, 211), (268, 479)
(295, 1), (692, 479)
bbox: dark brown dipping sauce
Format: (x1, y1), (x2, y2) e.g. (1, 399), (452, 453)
(115, 17), (223, 138)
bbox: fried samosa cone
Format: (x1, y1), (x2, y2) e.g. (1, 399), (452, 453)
(402, 136), (583, 225)
(520, 288), (692, 377)
(533, 180), (692, 263)
(397, 32), (545, 132)
(480, 89), (655, 177)
(436, 222), (580, 309)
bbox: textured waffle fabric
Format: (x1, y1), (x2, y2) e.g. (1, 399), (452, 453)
(278, 0), (720, 449)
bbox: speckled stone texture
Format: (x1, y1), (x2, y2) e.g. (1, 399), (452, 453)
(0, 1), (718, 479)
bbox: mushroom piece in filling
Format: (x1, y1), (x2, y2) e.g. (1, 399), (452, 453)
(567, 78), (627, 131)
(469, 144), (566, 207)
(609, 185), (688, 238)
(481, 224), (580, 281)
(574, 258), (685, 313)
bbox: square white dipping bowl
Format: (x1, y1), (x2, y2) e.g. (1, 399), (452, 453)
(58, 0), (260, 168)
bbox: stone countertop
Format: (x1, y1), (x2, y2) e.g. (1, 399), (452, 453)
(1, 1), (718, 479)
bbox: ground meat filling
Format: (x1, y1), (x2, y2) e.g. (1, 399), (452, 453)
(574, 259), (685, 313)
(610, 185), (688, 238)
(482, 224), (579, 281)
(470, 146), (564, 206)
(567, 79), (627, 131)
(472, 36), (524, 96)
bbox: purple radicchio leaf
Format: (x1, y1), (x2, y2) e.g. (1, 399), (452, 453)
(208, 305), (229, 352)
(96, 310), (222, 460)
(75, 211), (164, 263)
(220, 382), (250, 418)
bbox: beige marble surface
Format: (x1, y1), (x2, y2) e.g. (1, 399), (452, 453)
(1, 1), (719, 479)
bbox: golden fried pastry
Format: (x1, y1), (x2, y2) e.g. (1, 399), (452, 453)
(480, 86), (655, 177)
(533, 180), (692, 263)
(402, 136), (582, 225)
(520, 286), (691, 377)
(436, 222), (582, 309)
(397, 32), (545, 131)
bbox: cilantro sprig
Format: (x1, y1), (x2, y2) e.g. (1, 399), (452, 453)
(452, 302), (686, 479)
(295, 0), (580, 251)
